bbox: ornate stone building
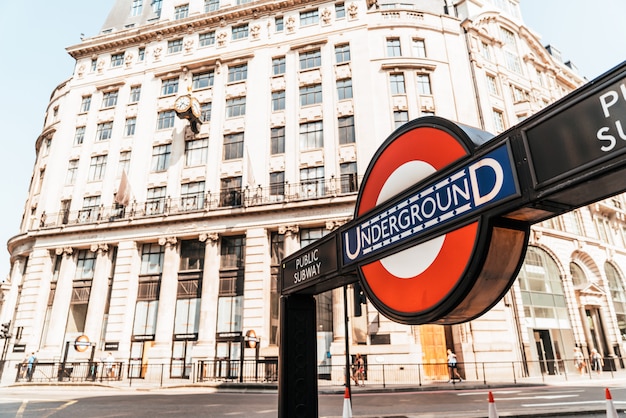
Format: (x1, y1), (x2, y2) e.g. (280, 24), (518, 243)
(2, 0), (625, 384)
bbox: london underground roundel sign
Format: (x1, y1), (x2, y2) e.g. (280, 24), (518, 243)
(348, 117), (528, 324)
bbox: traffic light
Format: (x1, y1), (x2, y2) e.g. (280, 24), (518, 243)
(353, 283), (367, 317)
(0, 321), (10, 339)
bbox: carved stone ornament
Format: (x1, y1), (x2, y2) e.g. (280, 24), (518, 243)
(90, 243), (109, 254)
(321, 8), (332, 24)
(184, 38), (195, 53)
(251, 24), (261, 39)
(55, 247), (74, 256)
(286, 16), (296, 33)
(278, 225), (299, 236)
(153, 46), (162, 61)
(217, 31), (227, 47)
(199, 232), (219, 243)
(158, 236), (177, 247)
(348, 2), (359, 18)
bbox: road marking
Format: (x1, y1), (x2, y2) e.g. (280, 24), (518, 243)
(522, 400), (604, 407)
(15, 400), (28, 418)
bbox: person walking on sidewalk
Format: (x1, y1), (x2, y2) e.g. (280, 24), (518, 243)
(590, 348), (603, 375)
(573, 347), (586, 375)
(447, 349), (463, 383)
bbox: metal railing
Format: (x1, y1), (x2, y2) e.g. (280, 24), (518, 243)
(11, 356), (626, 388)
(35, 175), (360, 230)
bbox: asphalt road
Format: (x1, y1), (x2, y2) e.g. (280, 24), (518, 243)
(0, 385), (624, 417)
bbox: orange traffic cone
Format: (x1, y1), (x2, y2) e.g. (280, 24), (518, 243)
(606, 388), (618, 418)
(342, 387), (352, 418)
(488, 391), (499, 418)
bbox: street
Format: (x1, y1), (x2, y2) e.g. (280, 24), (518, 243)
(0, 385), (624, 417)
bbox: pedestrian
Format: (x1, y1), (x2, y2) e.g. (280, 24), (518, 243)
(573, 347), (586, 375)
(447, 349), (463, 382)
(590, 348), (603, 374)
(352, 353), (365, 386)
(104, 352), (115, 378)
(26, 352), (37, 382)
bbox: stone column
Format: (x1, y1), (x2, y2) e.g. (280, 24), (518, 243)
(279, 225), (299, 257)
(152, 237), (178, 361)
(83, 244), (111, 345)
(193, 232), (220, 360)
(43, 247), (75, 352)
(0, 257), (26, 324)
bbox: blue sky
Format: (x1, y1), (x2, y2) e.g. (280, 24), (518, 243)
(0, 1), (624, 281)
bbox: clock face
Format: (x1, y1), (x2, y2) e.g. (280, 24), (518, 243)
(191, 98), (201, 119)
(174, 95), (191, 113)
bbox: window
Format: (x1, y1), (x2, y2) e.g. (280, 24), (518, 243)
(75, 249), (97, 280)
(386, 38), (401, 57)
(481, 41), (492, 61)
(200, 102), (212, 122)
(299, 121), (323, 149)
(228, 64), (247, 82)
(65, 160), (79, 185)
(118, 151), (131, 176)
(335, 44), (350, 64)
(275, 16), (284, 32)
(606, 262), (626, 339)
(167, 38), (183, 54)
(300, 9), (319, 26)
(90, 59), (97, 72)
(80, 96), (91, 112)
(492, 109), (505, 133)
(223, 133), (244, 160)
(217, 236), (245, 334)
(146, 186), (167, 215)
(161, 78), (179, 96)
(181, 181), (205, 210)
(272, 56), (286, 75)
(416, 74), (431, 95)
(138, 47), (145, 61)
(412, 39), (426, 58)
(74, 126), (86, 145)
(102, 90), (119, 108)
(337, 79), (353, 100)
(390, 73), (406, 94)
(152, 0), (162, 14)
(88, 155), (107, 181)
(486, 74), (498, 95)
(226, 97), (246, 118)
(338, 115), (355, 144)
(232, 24), (249, 40)
(199, 31), (215, 46)
(130, 86), (141, 102)
(151, 144), (171, 172)
(500, 27), (522, 74)
(204, 0), (219, 12)
(131, 0), (143, 16)
(300, 166), (325, 197)
(192, 71), (214, 90)
(271, 127), (285, 154)
(96, 122), (113, 141)
(595, 215), (614, 244)
(300, 84), (322, 106)
(124, 117), (136, 136)
(111, 53), (124, 67)
(270, 171), (285, 196)
(185, 138), (208, 166)
(220, 176), (242, 207)
(174, 4), (189, 20)
(269, 232), (284, 344)
(300, 49), (321, 70)
(394, 110), (408, 128)
(340, 161), (358, 193)
(81, 195), (101, 220)
(141, 243), (164, 275)
(157, 110), (176, 129)
(512, 85), (527, 102)
(335, 2), (345, 18)
(272, 90), (285, 111)
(180, 240), (205, 271)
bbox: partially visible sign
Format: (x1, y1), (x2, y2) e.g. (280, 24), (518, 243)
(12, 344), (26, 353)
(74, 335), (91, 352)
(281, 235), (338, 294)
(104, 342), (119, 351)
(342, 144), (517, 265)
(525, 72), (626, 186)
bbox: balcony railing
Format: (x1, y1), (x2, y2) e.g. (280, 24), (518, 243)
(35, 175), (360, 230)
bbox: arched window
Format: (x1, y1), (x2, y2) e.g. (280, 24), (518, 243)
(570, 262), (587, 287)
(518, 247), (569, 327)
(605, 262), (626, 340)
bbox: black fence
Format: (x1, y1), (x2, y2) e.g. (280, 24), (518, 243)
(11, 356), (626, 388)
